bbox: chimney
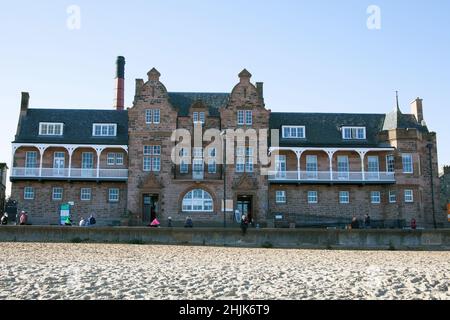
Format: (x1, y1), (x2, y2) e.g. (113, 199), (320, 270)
(20, 92), (29, 116)
(410, 97), (424, 123)
(114, 56), (126, 110)
(256, 82), (264, 99)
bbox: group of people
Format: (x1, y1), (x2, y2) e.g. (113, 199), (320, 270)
(63, 214), (96, 227)
(349, 214), (418, 230)
(149, 216), (194, 228)
(1, 211), (28, 226)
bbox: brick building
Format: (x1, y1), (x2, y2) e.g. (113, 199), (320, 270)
(0, 163), (7, 211)
(440, 166), (450, 224)
(9, 57), (446, 228)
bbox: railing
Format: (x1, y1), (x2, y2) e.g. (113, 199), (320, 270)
(11, 167), (128, 180)
(268, 171), (395, 183)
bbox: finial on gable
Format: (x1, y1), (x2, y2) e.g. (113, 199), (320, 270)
(147, 68), (161, 81)
(238, 69), (252, 83)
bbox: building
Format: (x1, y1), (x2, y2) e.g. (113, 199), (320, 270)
(0, 163), (8, 211)
(9, 57), (446, 228)
(440, 166), (450, 224)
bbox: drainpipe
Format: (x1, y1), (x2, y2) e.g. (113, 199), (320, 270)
(426, 143), (437, 229)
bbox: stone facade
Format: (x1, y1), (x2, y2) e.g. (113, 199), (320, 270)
(9, 61), (444, 228)
(0, 163), (7, 211)
(440, 166), (450, 223)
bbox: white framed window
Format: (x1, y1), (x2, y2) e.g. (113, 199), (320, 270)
(93, 124), (117, 137)
(339, 191), (349, 204)
(276, 191), (286, 204)
(337, 156), (349, 179)
(208, 160), (216, 173)
(182, 189), (213, 212)
(52, 187), (63, 201)
(145, 109), (152, 124)
(107, 153), (116, 166)
(275, 155), (287, 178)
(143, 146), (161, 172)
(24, 187), (34, 200)
(342, 127), (366, 140)
(386, 155), (395, 173)
(193, 147), (203, 158)
(39, 122), (63, 136)
(153, 109), (160, 124)
(193, 112), (205, 124)
(405, 190), (414, 203)
(371, 191), (381, 204)
(115, 153), (124, 165)
(81, 188), (92, 201)
(237, 110), (252, 125)
(389, 191), (397, 203)
(25, 151), (37, 168)
(306, 155), (318, 179)
(109, 188), (119, 202)
(308, 191), (318, 204)
(402, 154), (413, 174)
(237, 110), (245, 125)
(199, 112), (205, 124)
(245, 110), (252, 125)
(282, 126), (306, 139)
(82, 152), (94, 169)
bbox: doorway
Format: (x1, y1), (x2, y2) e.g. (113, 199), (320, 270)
(143, 194), (159, 224)
(237, 195), (253, 223)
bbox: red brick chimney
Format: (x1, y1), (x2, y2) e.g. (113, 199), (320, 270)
(114, 56), (125, 110)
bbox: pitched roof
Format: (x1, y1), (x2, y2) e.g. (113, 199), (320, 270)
(269, 112), (390, 148)
(14, 109), (128, 145)
(382, 108), (428, 132)
(168, 92), (230, 116)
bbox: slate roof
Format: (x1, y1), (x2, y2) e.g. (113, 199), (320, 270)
(382, 108), (428, 132)
(14, 109), (128, 145)
(168, 92), (230, 116)
(270, 112), (391, 148)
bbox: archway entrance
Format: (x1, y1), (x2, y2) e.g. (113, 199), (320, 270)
(143, 194), (159, 224)
(237, 195), (253, 223)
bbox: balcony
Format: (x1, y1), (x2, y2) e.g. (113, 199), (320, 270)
(268, 171), (395, 184)
(10, 167), (128, 181)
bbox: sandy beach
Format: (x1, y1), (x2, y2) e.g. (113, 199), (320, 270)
(0, 243), (448, 300)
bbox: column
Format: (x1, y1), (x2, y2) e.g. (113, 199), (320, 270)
(38, 146), (47, 177)
(359, 151), (367, 181)
(67, 147), (74, 178)
(295, 150), (303, 181)
(327, 150), (335, 181)
(96, 148), (104, 178)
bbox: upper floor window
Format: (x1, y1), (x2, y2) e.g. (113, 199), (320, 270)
(143, 145), (161, 172)
(342, 127), (366, 140)
(402, 154), (413, 174)
(371, 191), (381, 204)
(39, 123), (63, 136)
(52, 187), (63, 201)
(276, 191), (286, 204)
(404, 189), (414, 203)
(146, 109), (161, 124)
(107, 153), (124, 166)
(193, 112), (205, 125)
(93, 124), (117, 137)
(339, 191), (350, 204)
(386, 155), (395, 173)
(109, 188), (119, 202)
(282, 126), (305, 139)
(236, 147), (254, 173)
(182, 189), (213, 212)
(24, 187), (35, 200)
(237, 110), (252, 126)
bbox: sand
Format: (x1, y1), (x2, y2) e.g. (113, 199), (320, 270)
(0, 243), (448, 300)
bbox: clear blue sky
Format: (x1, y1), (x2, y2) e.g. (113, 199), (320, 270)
(1, 0), (449, 195)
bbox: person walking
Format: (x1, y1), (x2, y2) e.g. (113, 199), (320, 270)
(350, 216), (359, 229)
(184, 216), (193, 228)
(240, 214), (249, 235)
(19, 211), (28, 225)
(88, 214), (96, 226)
(364, 214), (371, 229)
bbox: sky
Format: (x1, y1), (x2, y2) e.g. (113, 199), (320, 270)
(1, 0), (449, 196)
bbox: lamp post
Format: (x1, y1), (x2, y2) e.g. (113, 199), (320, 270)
(221, 130), (227, 228)
(426, 143), (437, 229)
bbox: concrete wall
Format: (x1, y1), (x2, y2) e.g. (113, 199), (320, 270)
(0, 226), (449, 250)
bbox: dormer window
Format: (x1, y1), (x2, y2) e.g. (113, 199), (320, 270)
(282, 126), (305, 139)
(93, 124), (117, 137)
(238, 110), (252, 126)
(39, 123), (63, 136)
(342, 127), (366, 140)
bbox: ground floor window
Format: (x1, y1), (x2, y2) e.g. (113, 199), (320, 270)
(81, 188), (92, 201)
(339, 191), (349, 204)
(307, 191), (318, 204)
(24, 187), (34, 200)
(109, 188), (119, 202)
(275, 191), (286, 204)
(389, 191), (397, 203)
(371, 191), (381, 204)
(182, 189), (213, 212)
(52, 187), (63, 201)
(404, 190), (414, 203)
